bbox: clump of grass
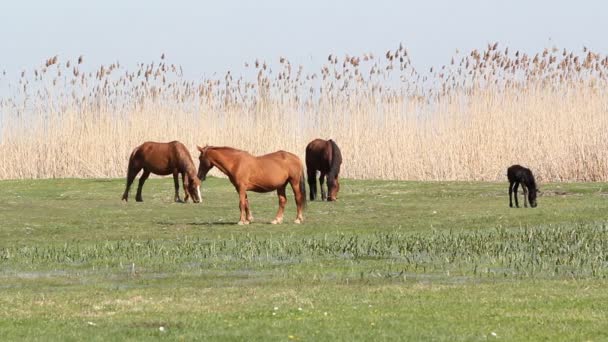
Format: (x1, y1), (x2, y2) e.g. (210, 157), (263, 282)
(1, 44), (608, 181)
(2, 224), (607, 279)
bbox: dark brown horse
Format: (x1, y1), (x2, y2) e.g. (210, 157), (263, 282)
(196, 145), (306, 225)
(305, 138), (342, 201)
(122, 141), (201, 203)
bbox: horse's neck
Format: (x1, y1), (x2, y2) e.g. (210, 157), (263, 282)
(184, 164), (198, 180)
(525, 179), (536, 190)
(208, 149), (239, 175)
(177, 155), (197, 180)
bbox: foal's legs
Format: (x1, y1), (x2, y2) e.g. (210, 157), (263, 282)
(271, 185), (287, 224)
(237, 188), (250, 225)
(173, 171), (183, 202)
(135, 170), (151, 202)
(319, 172), (327, 201)
(307, 169), (317, 200)
(522, 184), (528, 208)
(122, 164), (142, 201)
(512, 182), (520, 208)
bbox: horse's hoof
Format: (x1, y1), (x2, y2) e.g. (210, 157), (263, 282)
(271, 218), (283, 225)
(136, 199), (143, 202)
(248, 217), (254, 223)
(238, 220), (250, 225)
(294, 218), (302, 224)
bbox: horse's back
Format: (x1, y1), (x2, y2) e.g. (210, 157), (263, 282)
(258, 150), (302, 169)
(305, 139), (331, 171)
(130, 141), (192, 175)
(507, 164), (535, 185)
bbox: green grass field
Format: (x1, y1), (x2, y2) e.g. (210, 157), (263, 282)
(1, 177), (607, 341)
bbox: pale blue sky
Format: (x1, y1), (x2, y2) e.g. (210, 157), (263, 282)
(1, 0), (607, 79)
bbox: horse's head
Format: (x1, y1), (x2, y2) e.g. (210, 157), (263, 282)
(197, 145), (213, 181)
(327, 175), (340, 201)
(188, 176), (202, 203)
(529, 188), (538, 208)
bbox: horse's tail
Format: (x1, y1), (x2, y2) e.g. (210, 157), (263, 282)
(300, 169), (307, 209)
(327, 139), (342, 182)
(122, 146), (140, 201)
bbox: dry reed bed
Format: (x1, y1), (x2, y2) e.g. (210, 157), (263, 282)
(1, 44), (607, 181)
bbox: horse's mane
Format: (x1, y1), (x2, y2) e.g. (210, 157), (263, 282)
(210, 146), (245, 153)
(328, 139), (342, 179)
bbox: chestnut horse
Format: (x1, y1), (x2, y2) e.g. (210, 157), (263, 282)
(196, 145), (306, 225)
(305, 138), (342, 201)
(122, 141), (201, 203)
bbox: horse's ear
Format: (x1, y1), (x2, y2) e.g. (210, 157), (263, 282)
(197, 145), (204, 153)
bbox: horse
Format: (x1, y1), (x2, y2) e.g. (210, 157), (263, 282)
(305, 138), (342, 201)
(122, 141), (201, 203)
(507, 164), (538, 208)
(196, 145), (306, 225)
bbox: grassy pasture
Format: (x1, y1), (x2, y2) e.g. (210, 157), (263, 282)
(1, 177), (608, 341)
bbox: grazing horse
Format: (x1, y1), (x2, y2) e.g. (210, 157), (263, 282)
(507, 164), (538, 208)
(196, 145), (306, 225)
(122, 141), (201, 203)
(305, 138), (342, 201)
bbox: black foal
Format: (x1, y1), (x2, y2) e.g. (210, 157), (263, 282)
(507, 165), (538, 208)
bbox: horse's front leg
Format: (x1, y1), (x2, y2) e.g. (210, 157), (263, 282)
(245, 194), (254, 222)
(182, 173), (190, 203)
(319, 172), (327, 201)
(237, 188), (250, 225)
(173, 171), (183, 202)
(271, 185), (287, 224)
(513, 182), (520, 208)
(508, 181), (514, 208)
(522, 184), (528, 208)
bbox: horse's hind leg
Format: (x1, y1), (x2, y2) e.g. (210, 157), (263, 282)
(290, 179), (304, 224)
(122, 163), (141, 202)
(271, 185), (287, 225)
(173, 171), (183, 202)
(319, 172), (327, 201)
(307, 169), (317, 200)
(522, 184), (528, 208)
(135, 170), (150, 202)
